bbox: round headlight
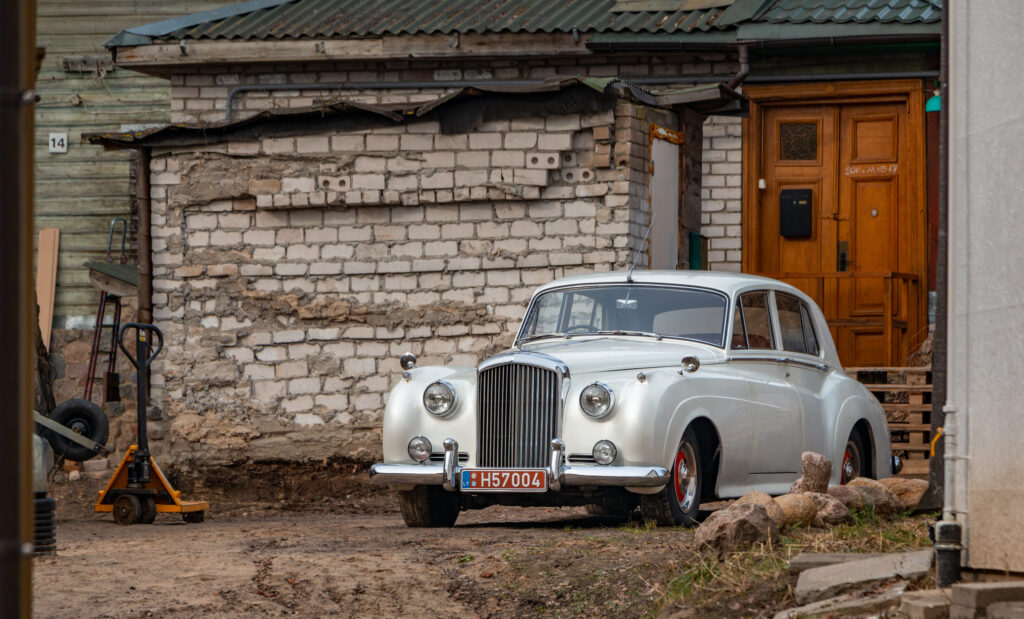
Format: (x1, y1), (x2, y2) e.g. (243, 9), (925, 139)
(579, 382), (614, 418)
(408, 436), (432, 462)
(423, 380), (457, 417)
(593, 440), (617, 465)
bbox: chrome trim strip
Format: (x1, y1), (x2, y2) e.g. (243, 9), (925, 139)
(561, 465), (670, 487)
(478, 350), (569, 376)
(369, 463), (444, 486)
(728, 355), (830, 372)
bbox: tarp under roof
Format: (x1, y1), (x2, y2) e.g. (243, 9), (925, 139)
(85, 77), (745, 149)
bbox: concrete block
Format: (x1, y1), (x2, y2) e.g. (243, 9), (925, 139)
(775, 582), (907, 619)
(788, 553), (885, 575)
(901, 589), (952, 619)
(952, 582), (1024, 611)
(794, 550), (933, 604)
(989, 601), (1024, 619)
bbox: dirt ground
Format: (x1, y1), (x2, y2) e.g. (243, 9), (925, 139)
(33, 465), (932, 618)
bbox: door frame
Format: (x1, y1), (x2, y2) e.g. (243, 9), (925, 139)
(741, 80), (928, 360)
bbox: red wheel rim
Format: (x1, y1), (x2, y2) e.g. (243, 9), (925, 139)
(673, 443), (698, 511)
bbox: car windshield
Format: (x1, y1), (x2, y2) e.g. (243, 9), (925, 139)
(519, 285), (729, 347)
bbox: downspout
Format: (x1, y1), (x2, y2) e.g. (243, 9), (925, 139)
(727, 44), (750, 91)
(933, 1), (962, 588)
(136, 147), (152, 326)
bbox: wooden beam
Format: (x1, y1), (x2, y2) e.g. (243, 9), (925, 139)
(35, 228), (59, 351)
(114, 33), (596, 75)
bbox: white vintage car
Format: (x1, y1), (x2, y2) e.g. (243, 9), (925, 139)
(370, 271), (897, 527)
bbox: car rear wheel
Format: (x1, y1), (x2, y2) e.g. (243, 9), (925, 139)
(840, 430), (867, 484)
(398, 486), (460, 527)
(639, 428), (702, 526)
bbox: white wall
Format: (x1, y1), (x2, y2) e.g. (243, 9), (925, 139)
(949, 0), (1024, 573)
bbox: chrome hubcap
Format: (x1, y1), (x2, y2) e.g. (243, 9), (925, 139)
(841, 445), (859, 484)
(673, 443), (698, 512)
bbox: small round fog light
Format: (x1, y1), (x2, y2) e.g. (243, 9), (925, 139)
(593, 440), (617, 465)
(408, 436), (432, 462)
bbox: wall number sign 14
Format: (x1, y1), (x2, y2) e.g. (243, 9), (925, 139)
(48, 133), (68, 154)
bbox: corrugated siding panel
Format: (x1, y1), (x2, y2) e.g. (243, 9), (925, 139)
(35, 0), (228, 321)
(756, 0), (942, 24)
(157, 0), (730, 41)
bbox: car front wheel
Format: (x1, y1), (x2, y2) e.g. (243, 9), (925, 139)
(398, 486), (460, 527)
(640, 428), (702, 526)
(840, 430), (867, 484)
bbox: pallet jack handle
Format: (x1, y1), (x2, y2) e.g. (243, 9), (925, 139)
(117, 323), (163, 455)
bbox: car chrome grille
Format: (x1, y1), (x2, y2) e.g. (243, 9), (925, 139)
(478, 362), (559, 468)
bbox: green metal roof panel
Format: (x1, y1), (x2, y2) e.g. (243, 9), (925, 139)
(755, 0), (942, 25)
(152, 0), (733, 41)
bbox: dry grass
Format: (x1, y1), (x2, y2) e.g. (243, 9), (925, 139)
(656, 509), (937, 617)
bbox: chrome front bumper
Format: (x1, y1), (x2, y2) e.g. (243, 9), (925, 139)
(369, 438), (670, 491)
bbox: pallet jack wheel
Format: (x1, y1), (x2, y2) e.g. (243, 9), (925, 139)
(113, 495), (141, 526)
(139, 497), (157, 524)
(182, 511), (204, 524)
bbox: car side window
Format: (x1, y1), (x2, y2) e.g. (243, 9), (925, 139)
(776, 293), (806, 353)
(776, 292), (820, 356)
(730, 304), (747, 349)
(738, 291), (774, 349)
(799, 302), (820, 356)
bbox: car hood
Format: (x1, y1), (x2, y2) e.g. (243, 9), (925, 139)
(513, 337), (726, 375)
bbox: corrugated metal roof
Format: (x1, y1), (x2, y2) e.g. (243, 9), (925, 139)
(154, 0), (732, 41)
(754, 0), (942, 25)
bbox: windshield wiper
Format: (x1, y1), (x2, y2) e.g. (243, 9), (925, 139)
(589, 330), (663, 341)
(517, 333), (565, 346)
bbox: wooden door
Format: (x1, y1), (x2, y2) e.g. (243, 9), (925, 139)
(744, 83), (926, 367)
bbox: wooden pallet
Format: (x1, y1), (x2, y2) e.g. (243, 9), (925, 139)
(847, 366), (933, 478)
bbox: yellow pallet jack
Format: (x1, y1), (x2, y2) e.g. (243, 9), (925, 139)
(95, 323), (209, 525)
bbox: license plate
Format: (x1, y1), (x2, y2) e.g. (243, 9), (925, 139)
(460, 469), (547, 493)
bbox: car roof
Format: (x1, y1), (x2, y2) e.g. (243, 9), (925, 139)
(534, 270), (803, 298)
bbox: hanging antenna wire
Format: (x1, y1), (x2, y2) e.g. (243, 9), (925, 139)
(625, 208), (655, 283)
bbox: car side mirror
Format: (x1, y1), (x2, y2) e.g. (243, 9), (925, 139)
(679, 356), (700, 374)
(399, 352), (417, 370)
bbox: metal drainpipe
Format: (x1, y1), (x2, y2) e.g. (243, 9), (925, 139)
(727, 44), (750, 91)
(223, 71), (939, 122)
(933, 0), (962, 589)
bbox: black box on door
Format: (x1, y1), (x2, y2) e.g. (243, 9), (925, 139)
(779, 188), (813, 238)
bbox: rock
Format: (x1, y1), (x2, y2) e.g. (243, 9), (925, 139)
(847, 478), (905, 515)
(774, 493), (817, 528)
(776, 581), (907, 619)
(789, 451), (832, 494)
(805, 492), (853, 527)
(788, 553), (884, 575)
(794, 549), (933, 604)
(734, 491), (786, 528)
(826, 484), (866, 511)
(694, 503), (780, 556)
(879, 477), (929, 510)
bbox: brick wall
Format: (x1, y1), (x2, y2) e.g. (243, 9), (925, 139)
(145, 54), (747, 467)
(700, 115), (743, 272)
(146, 100), (677, 466)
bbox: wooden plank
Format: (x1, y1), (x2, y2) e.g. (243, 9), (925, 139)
(36, 229), (60, 350)
(89, 270), (137, 298)
(113, 33), (596, 74)
(859, 384), (932, 392)
(847, 366), (931, 373)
